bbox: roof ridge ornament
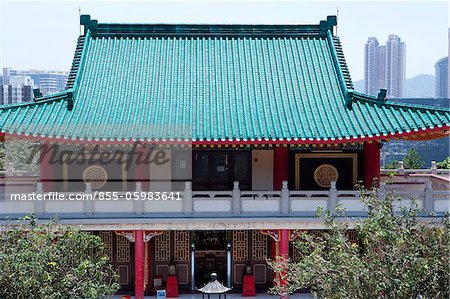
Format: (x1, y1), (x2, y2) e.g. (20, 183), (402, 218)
(377, 89), (387, 102)
(33, 88), (43, 102)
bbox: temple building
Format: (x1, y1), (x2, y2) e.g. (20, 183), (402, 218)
(0, 15), (449, 297)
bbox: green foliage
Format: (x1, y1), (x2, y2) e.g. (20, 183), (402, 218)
(403, 148), (425, 169)
(268, 191), (450, 299)
(0, 216), (120, 298)
(2, 139), (40, 173)
(436, 157), (450, 169)
(384, 159), (399, 170)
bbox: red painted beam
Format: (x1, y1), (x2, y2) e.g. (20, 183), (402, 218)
(134, 230), (145, 299)
(363, 141), (381, 189)
(273, 147), (289, 190)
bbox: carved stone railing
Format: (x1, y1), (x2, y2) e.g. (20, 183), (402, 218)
(0, 180), (448, 218)
(381, 160), (450, 175)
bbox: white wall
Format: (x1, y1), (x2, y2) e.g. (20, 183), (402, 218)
(252, 150), (273, 190)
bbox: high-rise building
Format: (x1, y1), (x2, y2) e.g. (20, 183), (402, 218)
(364, 35), (406, 98)
(7, 69), (68, 96)
(364, 37), (380, 96)
(435, 57), (448, 98)
(448, 28), (450, 97)
(0, 69), (68, 105)
(0, 75), (34, 105)
(26, 70), (68, 96)
(2, 68), (12, 85)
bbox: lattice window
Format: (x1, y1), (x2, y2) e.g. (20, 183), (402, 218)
(99, 231), (112, 262)
(292, 244), (302, 262)
(346, 230), (358, 244)
(233, 230), (248, 261)
(174, 231), (190, 262)
(155, 231), (171, 262)
(117, 235), (130, 262)
(252, 231), (267, 261)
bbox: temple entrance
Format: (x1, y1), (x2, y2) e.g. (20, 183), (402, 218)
(193, 231), (229, 288)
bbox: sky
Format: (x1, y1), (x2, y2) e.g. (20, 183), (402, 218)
(0, 0), (448, 81)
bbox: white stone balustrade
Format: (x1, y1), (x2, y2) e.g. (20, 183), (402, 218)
(0, 179), (448, 217)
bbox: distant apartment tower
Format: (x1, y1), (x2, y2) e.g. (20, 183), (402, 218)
(364, 35), (406, 98)
(364, 38), (385, 95)
(448, 28), (450, 97)
(7, 69), (68, 96)
(0, 75), (34, 105)
(26, 70), (68, 96)
(435, 57), (448, 98)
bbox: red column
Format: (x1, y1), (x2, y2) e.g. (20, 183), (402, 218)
(40, 143), (56, 192)
(363, 142), (381, 189)
(134, 230), (145, 299)
(273, 146), (289, 190)
(278, 229), (290, 298)
(278, 229), (289, 258)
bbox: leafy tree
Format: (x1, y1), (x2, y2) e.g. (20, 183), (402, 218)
(436, 157), (450, 169)
(268, 190), (450, 299)
(0, 216), (120, 298)
(403, 148), (425, 169)
(384, 159), (399, 170)
(2, 138), (40, 174)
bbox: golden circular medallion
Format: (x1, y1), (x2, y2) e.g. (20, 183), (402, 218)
(314, 164), (338, 188)
(83, 165), (108, 189)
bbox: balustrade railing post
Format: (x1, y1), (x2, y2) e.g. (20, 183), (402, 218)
(184, 181), (192, 215)
(35, 182), (44, 215)
(329, 181), (338, 210)
(378, 182), (386, 201)
(398, 161), (405, 175)
(135, 182), (143, 215)
(84, 182), (93, 215)
(6, 163), (14, 176)
(232, 181), (241, 214)
(281, 180), (289, 214)
(431, 161), (437, 175)
(424, 180), (433, 212)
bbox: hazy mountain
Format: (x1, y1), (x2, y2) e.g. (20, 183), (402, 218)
(352, 74), (435, 98)
(405, 74), (435, 98)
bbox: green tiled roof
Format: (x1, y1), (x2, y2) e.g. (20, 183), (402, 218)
(0, 15), (448, 143)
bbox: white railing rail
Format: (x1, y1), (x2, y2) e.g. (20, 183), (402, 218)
(381, 160), (450, 175)
(0, 180), (448, 217)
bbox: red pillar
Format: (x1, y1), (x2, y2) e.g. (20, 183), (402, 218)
(273, 146), (289, 190)
(363, 142), (381, 189)
(278, 229), (290, 298)
(40, 143), (56, 192)
(278, 229), (289, 258)
(134, 230), (145, 299)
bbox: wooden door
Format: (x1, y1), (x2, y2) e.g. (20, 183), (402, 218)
(98, 231), (134, 293)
